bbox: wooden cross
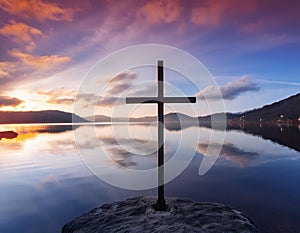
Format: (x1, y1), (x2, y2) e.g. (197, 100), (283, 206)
(126, 60), (196, 211)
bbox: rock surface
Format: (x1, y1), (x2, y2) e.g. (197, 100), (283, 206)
(0, 131), (18, 140)
(62, 196), (257, 233)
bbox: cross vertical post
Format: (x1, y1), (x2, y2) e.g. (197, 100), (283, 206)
(126, 60), (196, 211)
(157, 60), (166, 210)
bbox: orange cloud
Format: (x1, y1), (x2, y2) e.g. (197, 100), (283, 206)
(37, 88), (77, 105)
(0, 21), (43, 50)
(46, 98), (74, 105)
(37, 88), (76, 97)
(0, 62), (15, 77)
(0, 0), (74, 21)
(139, 0), (181, 24)
(191, 0), (256, 26)
(9, 49), (71, 68)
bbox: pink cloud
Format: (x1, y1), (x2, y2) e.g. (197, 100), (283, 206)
(0, 0), (74, 21)
(237, 1), (300, 35)
(139, 0), (181, 24)
(191, 0), (256, 26)
(0, 61), (16, 77)
(239, 21), (265, 33)
(37, 88), (76, 105)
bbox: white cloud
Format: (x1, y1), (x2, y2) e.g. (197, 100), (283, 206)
(197, 76), (260, 100)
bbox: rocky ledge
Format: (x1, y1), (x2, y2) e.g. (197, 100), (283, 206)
(62, 196), (257, 233)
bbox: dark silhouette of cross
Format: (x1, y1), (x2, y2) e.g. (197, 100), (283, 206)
(126, 60), (196, 211)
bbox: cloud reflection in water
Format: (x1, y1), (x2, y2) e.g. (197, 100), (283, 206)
(197, 143), (259, 167)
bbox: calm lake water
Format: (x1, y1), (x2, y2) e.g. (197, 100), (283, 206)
(0, 123), (300, 233)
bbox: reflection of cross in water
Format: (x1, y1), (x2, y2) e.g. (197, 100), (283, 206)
(126, 61), (196, 211)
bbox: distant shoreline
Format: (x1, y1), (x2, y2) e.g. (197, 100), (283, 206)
(1, 92), (299, 125)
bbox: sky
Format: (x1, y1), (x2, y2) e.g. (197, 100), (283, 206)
(0, 0), (299, 117)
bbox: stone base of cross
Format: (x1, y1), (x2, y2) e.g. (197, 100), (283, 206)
(126, 61), (196, 211)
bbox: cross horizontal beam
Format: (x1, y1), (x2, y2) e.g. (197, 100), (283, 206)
(126, 97), (196, 104)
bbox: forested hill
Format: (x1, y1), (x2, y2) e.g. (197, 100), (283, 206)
(0, 110), (86, 124)
(233, 93), (300, 122)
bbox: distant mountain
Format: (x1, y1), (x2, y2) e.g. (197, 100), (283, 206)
(85, 115), (111, 122)
(231, 93), (300, 122)
(5, 93), (296, 125)
(0, 110), (87, 124)
(129, 112), (196, 123)
(195, 112), (239, 130)
(166, 112), (196, 122)
(198, 112), (238, 122)
(84, 115), (156, 123)
(85, 112), (237, 130)
(84, 113), (199, 123)
(126, 112), (237, 130)
(164, 113), (199, 130)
